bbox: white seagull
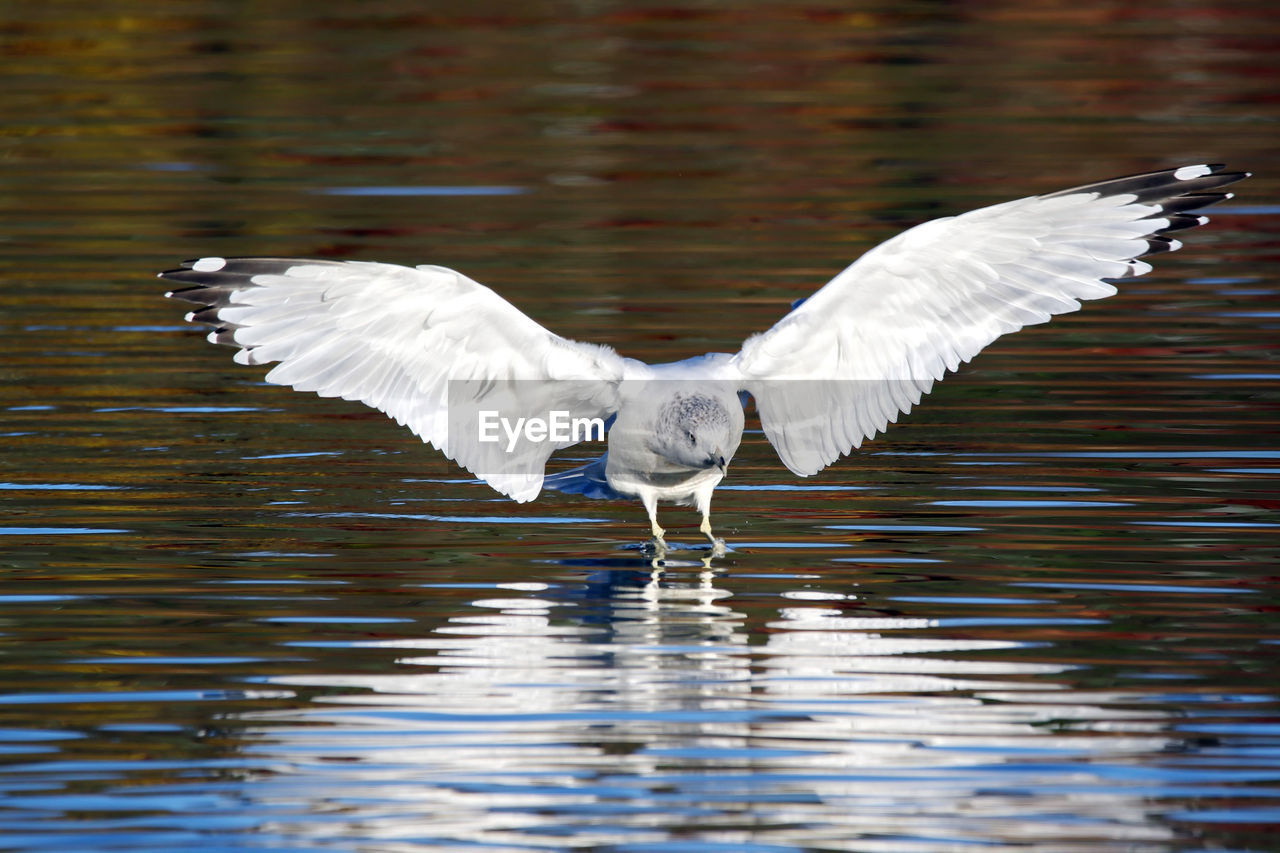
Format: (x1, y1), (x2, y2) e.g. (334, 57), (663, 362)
(163, 164), (1247, 554)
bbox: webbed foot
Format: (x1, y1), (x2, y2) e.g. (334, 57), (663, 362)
(699, 517), (726, 557)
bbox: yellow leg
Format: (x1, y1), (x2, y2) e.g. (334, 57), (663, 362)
(643, 493), (665, 547)
(700, 515), (726, 557)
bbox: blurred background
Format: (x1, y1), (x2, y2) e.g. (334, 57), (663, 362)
(1, 1), (1278, 851)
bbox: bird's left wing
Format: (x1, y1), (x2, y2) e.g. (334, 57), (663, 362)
(162, 257), (628, 501)
(730, 164), (1248, 476)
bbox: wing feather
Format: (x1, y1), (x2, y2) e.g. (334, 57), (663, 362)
(732, 164), (1247, 476)
(162, 257), (628, 501)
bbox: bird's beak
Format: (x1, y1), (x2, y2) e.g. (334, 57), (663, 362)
(715, 452), (727, 474)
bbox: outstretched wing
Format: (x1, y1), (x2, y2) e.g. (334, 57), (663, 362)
(162, 257), (628, 501)
(731, 164), (1248, 476)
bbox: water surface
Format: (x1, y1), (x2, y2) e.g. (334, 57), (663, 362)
(2, 2), (1278, 850)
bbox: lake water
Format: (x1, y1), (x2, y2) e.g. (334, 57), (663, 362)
(2, 2), (1278, 851)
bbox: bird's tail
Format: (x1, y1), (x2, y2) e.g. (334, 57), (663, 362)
(542, 454), (626, 501)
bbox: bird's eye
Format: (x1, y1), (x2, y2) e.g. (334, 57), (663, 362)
(687, 431), (696, 445)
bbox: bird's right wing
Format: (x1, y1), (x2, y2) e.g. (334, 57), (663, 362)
(730, 164), (1247, 477)
(162, 257), (628, 501)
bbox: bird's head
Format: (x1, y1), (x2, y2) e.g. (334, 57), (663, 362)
(652, 391), (738, 473)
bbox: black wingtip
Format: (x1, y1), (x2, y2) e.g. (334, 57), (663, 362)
(1043, 163), (1248, 207)
(1045, 164), (1248, 261)
(1143, 235), (1181, 256)
(164, 283), (222, 304)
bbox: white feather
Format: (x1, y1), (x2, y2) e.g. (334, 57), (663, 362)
(731, 182), (1192, 476)
(199, 260), (634, 501)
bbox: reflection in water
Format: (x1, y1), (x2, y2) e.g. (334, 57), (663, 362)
(244, 570), (1200, 850)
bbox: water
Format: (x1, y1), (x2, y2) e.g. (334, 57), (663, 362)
(2, 2), (1279, 850)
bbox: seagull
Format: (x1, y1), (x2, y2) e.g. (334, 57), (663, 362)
(162, 163), (1247, 554)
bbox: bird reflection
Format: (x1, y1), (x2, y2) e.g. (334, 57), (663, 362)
(243, 567), (1182, 849)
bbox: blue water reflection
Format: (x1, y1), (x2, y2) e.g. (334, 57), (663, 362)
(211, 569), (1277, 850)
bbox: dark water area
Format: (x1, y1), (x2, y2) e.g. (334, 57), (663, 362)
(2, 2), (1279, 850)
